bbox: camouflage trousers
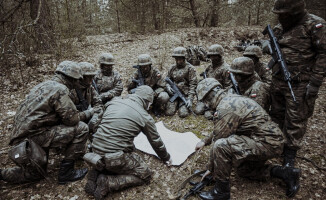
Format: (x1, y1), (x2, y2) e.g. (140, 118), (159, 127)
(194, 101), (213, 119)
(165, 99), (190, 118)
(1, 121), (88, 184)
(208, 135), (283, 181)
(91, 150), (152, 193)
(154, 91), (169, 110)
(270, 80), (318, 150)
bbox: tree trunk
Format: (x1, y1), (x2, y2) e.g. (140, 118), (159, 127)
(256, 0), (261, 25)
(152, 0), (159, 30)
(210, 0), (219, 27)
(114, 0), (121, 33)
(248, 7), (251, 26)
(189, 0), (200, 27)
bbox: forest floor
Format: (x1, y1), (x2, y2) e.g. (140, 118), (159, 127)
(0, 26), (325, 200)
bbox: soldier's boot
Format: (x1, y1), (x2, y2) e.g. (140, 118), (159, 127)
(199, 179), (230, 200)
(84, 169), (99, 195)
(282, 147), (297, 167)
(271, 166), (300, 197)
(58, 159), (88, 185)
(94, 174), (144, 200)
(152, 104), (162, 117)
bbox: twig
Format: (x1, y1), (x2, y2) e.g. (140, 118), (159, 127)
(297, 156), (326, 171)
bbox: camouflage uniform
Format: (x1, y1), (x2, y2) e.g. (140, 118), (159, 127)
(195, 44), (230, 117)
(85, 86), (170, 199)
(270, 7), (326, 154)
(196, 78), (285, 200)
(94, 53), (123, 104)
(228, 57), (270, 111)
(165, 47), (198, 118)
(127, 54), (169, 113)
(1, 61), (89, 184)
(243, 45), (272, 86)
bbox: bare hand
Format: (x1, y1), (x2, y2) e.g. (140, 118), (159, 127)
(201, 170), (211, 182)
(165, 158), (173, 167)
(195, 141), (205, 151)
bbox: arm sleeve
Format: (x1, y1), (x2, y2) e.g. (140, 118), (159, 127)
(188, 66), (198, 99)
(142, 117), (170, 162)
(127, 71), (138, 92)
(108, 72), (123, 97)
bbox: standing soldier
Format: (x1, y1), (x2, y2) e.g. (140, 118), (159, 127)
(0, 61), (91, 184)
(165, 47), (197, 118)
(243, 45), (272, 86)
(269, 0), (325, 173)
(127, 54), (169, 116)
(228, 57), (270, 111)
(93, 53), (123, 104)
(83, 85), (171, 200)
(70, 62), (103, 133)
(195, 44), (230, 118)
(195, 78), (299, 199)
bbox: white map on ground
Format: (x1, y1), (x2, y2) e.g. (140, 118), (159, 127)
(134, 121), (201, 166)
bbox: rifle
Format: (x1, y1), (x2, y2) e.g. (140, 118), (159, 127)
(75, 88), (89, 111)
(165, 77), (196, 115)
(130, 65), (145, 93)
(182, 174), (213, 199)
(200, 71), (207, 79)
(263, 25), (296, 102)
(228, 71), (241, 95)
(92, 80), (99, 94)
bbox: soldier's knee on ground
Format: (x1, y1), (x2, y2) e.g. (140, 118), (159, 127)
(194, 101), (205, 115)
(213, 139), (230, 155)
(179, 105), (190, 118)
(204, 111), (213, 120)
(165, 102), (177, 116)
(156, 92), (169, 105)
(72, 121), (89, 143)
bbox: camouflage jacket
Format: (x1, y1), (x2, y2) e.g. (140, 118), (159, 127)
(127, 67), (165, 96)
(205, 61), (230, 88)
(202, 92), (284, 147)
(92, 95), (170, 162)
(94, 70), (123, 104)
(273, 13), (326, 86)
(10, 74), (81, 145)
(166, 62), (198, 99)
(255, 61), (271, 86)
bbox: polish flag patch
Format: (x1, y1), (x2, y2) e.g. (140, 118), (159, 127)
(251, 94), (257, 98)
(316, 23), (323, 28)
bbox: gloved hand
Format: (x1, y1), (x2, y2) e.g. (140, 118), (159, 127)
(83, 106), (94, 121)
(305, 83), (319, 98)
(100, 92), (113, 102)
(166, 85), (174, 95)
(185, 99), (192, 108)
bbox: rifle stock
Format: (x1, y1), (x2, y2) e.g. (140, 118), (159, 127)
(228, 71), (241, 95)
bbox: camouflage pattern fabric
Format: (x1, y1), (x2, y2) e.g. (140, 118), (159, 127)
(165, 100), (190, 118)
(202, 93), (285, 181)
(270, 13), (326, 150)
(127, 67), (169, 108)
(94, 70), (123, 104)
(205, 62), (230, 88)
(254, 61), (272, 86)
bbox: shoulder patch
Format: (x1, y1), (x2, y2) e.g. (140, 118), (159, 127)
(250, 93), (257, 98)
(316, 23), (323, 29)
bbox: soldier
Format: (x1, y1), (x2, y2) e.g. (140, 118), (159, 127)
(127, 54), (169, 116)
(269, 0), (325, 171)
(228, 57), (270, 111)
(243, 45), (272, 85)
(0, 61), (92, 184)
(83, 85), (172, 200)
(165, 47), (197, 118)
(69, 62), (103, 133)
(195, 78), (300, 199)
(195, 44), (230, 118)
(93, 53), (123, 104)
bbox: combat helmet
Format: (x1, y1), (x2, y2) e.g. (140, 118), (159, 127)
(134, 85), (154, 104)
(138, 54), (152, 66)
(273, 0), (305, 15)
(172, 47), (187, 58)
(55, 61), (82, 79)
(207, 44), (224, 57)
(243, 45), (262, 58)
(99, 53), (115, 65)
(79, 62), (97, 76)
(196, 78), (222, 101)
(229, 57), (254, 75)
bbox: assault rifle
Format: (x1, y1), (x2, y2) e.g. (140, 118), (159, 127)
(228, 71), (241, 95)
(130, 65), (145, 93)
(75, 89), (89, 111)
(165, 77), (195, 115)
(263, 25), (296, 102)
(92, 80), (99, 94)
(182, 174), (213, 199)
(200, 71), (207, 79)
(234, 39), (262, 52)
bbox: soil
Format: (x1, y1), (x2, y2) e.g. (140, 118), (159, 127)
(0, 26), (325, 200)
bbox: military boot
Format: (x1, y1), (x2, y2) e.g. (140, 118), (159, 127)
(85, 169), (99, 195)
(271, 166), (300, 197)
(94, 174), (144, 200)
(58, 159), (88, 185)
(199, 179), (230, 200)
(152, 104), (162, 117)
(282, 147), (297, 167)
